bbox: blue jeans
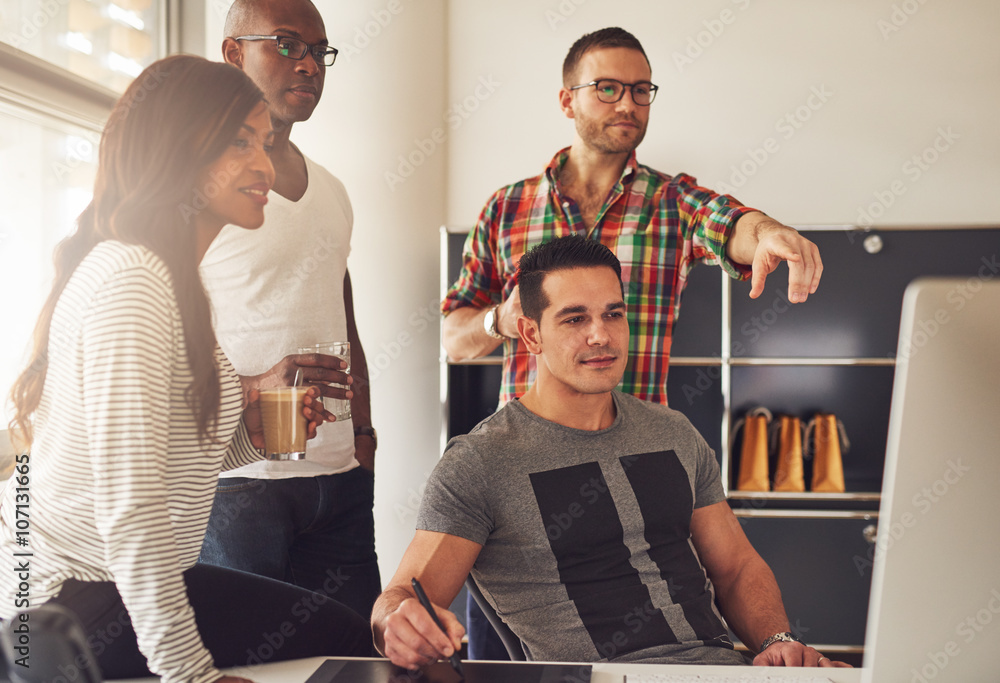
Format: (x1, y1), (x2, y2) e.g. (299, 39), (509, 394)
(466, 592), (512, 660)
(199, 466), (381, 621)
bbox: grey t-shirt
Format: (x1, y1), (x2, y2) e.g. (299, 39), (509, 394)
(418, 391), (746, 665)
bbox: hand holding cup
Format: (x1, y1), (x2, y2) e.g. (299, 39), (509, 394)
(244, 386), (325, 456)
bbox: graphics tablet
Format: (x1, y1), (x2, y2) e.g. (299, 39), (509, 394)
(305, 659), (591, 683)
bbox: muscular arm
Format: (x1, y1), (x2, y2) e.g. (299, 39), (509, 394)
(726, 212), (823, 303)
(372, 530), (481, 668)
(690, 501), (790, 652)
(691, 501), (846, 667)
(344, 270), (374, 471)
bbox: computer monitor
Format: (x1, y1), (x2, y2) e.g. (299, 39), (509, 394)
(863, 277), (1000, 682)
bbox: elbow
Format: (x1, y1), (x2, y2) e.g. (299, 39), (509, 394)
(441, 320), (472, 362)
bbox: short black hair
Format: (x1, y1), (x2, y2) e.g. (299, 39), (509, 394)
(562, 27), (650, 85)
(518, 235), (623, 321)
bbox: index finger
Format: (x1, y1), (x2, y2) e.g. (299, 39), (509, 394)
(785, 242), (823, 303)
(406, 598), (464, 655)
(294, 353), (349, 370)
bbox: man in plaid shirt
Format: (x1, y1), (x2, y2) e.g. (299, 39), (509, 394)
(442, 27), (823, 408)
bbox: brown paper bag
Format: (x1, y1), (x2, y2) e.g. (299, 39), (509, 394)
(773, 415), (806, 492)
(807, 413), (848, 493)
(735, 407), (772, 492)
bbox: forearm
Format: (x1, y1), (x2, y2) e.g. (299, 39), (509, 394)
(712, 556), (791, 652)
(442, 307), (503, 361)
(346, 316), (372, 430)
(371, 585), (415, 654)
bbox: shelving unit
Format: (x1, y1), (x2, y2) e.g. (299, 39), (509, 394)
(440, 224), (1000, 659)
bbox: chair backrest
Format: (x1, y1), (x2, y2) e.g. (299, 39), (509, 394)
(1, 604), (103, 682)
(464, 576), (526, 661)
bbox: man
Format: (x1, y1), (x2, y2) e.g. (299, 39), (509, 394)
(374, 237), (847, 669)
(198, 0), (380, 620)
(442, 26), (822, 657)
(443, 26), (822, 403)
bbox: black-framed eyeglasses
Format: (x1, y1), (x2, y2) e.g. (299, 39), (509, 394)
(569, 79), (659, 106)
(235, 35), (338, 67)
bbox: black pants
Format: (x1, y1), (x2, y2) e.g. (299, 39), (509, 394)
(50, 563), (373, 679)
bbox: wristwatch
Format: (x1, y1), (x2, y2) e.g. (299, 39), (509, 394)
(483, 304), (505, 340)
(354, 426), (378, 450)
(759, 631), (802, 653)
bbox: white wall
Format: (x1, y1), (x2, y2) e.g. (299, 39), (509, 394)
(447, 0), (1000, 228)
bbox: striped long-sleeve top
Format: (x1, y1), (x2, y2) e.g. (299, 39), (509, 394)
(0, 241), (263, 683)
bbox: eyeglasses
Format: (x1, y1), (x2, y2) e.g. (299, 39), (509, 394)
(569, 79), (659, 106)
(235, 35), (338, 67)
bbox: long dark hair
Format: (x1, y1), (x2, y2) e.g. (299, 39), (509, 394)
(8, 55), (265, 448)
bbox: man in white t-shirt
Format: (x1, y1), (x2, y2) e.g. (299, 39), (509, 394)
(199, 0), (380, 620)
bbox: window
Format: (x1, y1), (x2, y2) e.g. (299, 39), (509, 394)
(0, 0), (188, 449)
(0, 104), (100, 433)
(0, 0), (165, 93)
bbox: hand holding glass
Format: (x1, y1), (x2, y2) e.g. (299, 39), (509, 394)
(297, 341), (352, 422)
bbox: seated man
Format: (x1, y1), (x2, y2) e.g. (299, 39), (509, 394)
(372, 236), (848, 669)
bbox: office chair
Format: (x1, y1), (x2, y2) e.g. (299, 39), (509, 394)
(464, 576), (526, 661)
(1, 604), (103, 683)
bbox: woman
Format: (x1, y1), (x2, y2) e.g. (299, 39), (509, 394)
(1, 55), (370, 682)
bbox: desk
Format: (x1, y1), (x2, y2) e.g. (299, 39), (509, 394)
(115, 657), (864, 683)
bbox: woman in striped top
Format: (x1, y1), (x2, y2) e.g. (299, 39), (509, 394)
(1, 55), (370, 682)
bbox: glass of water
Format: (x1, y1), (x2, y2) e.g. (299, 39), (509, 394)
(297, 341), (352, 422)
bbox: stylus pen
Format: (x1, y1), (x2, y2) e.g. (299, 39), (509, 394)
(411, 577), (464, 676)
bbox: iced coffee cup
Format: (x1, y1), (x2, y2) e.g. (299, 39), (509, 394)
(259, 386), (310, 460)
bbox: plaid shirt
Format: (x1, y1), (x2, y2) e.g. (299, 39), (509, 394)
(443, 148), (756, 406)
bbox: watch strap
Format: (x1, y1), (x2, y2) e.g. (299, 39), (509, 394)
(484, 304), (505, 340)
(354, 426), (377, 450)
(758, 631), (802, 653)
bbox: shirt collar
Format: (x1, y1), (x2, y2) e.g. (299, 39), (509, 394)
(545, 147), (639, 189)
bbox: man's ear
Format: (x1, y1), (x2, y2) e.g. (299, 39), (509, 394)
(558, 87), (575, 119)
(518, 315), (543, 354)
(222, 37), (244, 68)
